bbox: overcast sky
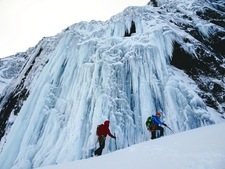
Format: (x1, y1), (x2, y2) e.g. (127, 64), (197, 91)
(0, 0), (148, 58)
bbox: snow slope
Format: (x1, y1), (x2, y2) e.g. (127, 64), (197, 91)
(37, 122), (225, 169)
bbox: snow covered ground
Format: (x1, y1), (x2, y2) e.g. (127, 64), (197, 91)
(37, 122), (225, 169)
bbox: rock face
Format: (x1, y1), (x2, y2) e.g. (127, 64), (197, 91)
(169, 0), (225, 113)
(0, 0), (224, 168)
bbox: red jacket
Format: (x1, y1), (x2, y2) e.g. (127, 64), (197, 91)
(98, 121), (115, 138)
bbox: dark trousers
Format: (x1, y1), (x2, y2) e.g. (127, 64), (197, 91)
(94, 136), (106, 156)
(150, 125), (164, 139)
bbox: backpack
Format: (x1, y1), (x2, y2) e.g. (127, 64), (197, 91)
(146, 116), (152, 128)
(96, 124), (104, 136)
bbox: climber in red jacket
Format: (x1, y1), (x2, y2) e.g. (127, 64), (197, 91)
(94, 120), (116, 156)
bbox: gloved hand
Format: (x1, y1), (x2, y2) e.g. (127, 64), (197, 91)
(163, 123), (167, 127)
(114, 136), (116, 139)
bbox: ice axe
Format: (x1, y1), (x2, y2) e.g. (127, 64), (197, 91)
(114, 133), (117, 150)
(164, 124), (173, 133)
